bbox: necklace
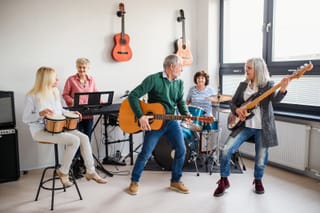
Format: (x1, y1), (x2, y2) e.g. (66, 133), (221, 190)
(80, 79), (87, 87)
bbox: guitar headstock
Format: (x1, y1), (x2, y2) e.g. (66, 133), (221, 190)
(177, 9), (185, 22)
(290, 62), (313, 80)
(199, 116), (215, 124)
(117, 3), (125, 17)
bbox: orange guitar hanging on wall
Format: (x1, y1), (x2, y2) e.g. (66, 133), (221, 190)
(112, 3), (132, 62)
(174, 9), (193, 66)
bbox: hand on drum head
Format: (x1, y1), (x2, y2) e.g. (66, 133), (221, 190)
(39, 108), (54, 117)
(73, 111), (82, 121)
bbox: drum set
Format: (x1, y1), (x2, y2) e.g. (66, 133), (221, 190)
(153, 94), (232, 176)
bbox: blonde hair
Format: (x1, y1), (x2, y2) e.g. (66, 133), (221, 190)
(27, 66), (58, 102)
(76, 58), (90, 66)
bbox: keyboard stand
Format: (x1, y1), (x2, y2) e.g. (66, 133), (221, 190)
(101, 113), (134, 166)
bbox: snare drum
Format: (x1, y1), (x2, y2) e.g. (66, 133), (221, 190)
(45, 115), (66, 133)
(64, 112), (80, 130)
(181, 105), (205, 131)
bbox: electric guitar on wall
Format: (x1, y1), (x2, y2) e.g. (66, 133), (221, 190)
(118, 99), (214, 134)
(174, 9), (193, 66)
(111, 3), (132, 62)
(227, 63), (314, 130)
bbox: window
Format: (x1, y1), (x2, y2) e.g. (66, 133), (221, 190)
(272, 0), (320, 62)
(220, 0), (320, 117)
(222, 0), (264, 64)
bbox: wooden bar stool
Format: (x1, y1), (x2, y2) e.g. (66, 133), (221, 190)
(34, 142), (83, 211)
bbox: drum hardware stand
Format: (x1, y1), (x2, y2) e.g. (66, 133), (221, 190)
(188, 145), (200, 176)
(200, 130), (218, 175)
(203, 94), (226, 175)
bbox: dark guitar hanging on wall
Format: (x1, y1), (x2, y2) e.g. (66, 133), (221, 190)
(112, 3), (133, 62)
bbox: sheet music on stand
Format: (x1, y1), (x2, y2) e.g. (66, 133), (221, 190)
(73, 91), (114, 108)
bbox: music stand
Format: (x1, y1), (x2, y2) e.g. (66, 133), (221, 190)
(73, 91), (114, 109)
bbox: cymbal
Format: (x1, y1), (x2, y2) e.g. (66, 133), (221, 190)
(206, 94), (232, 103)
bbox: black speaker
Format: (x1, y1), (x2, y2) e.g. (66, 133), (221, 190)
(0, 128), (20, 183)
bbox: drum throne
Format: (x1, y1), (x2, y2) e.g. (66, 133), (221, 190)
(35, 142), (82, 210)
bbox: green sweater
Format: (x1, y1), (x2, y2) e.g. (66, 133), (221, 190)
(128, 71), (189, 119)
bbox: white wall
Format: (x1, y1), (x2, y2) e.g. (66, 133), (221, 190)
(0, 0), (220, 170)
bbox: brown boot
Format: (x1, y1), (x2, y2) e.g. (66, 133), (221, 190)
(170, 181), (190, 194)
(128, 182), (138, 195)
(213, 177), (229, 197)
(253, 179), (265, 194)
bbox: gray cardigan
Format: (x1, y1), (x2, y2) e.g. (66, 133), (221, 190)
(229, 81), (287, 147)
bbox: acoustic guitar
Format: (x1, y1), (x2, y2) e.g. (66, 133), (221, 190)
(111, 3), (132, 62)
(118, 99), (214, 134)
(174, 9), (193, 66)
(227, 63), (314, 130)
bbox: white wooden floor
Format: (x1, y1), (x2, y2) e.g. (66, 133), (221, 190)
(0, 158), (319, 213)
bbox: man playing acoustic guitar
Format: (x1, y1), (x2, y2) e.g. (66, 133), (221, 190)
(127, 54), (192, 195)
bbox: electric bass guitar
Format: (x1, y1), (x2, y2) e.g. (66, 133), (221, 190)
(111, 3), (132, 62)
(118, 99), (214, 134)
(174, 9), (193, 66)
(227, 63), (314, 130)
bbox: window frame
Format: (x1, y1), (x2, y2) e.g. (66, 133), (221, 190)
(219, 0), (320, 118)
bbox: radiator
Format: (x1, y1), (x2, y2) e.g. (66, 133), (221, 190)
(239, 120), (311, 171)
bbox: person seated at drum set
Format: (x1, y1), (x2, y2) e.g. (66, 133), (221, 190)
(22, 66), (107, 187)
(213, 58), (290, 197)
(186, 70), (216, 131)
(63, 57), (98, 178)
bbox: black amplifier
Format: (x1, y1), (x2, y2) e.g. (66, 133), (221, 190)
(0, 128), (20, 183)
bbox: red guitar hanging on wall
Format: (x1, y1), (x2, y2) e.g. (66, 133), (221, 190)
(112, 3), (132, 62)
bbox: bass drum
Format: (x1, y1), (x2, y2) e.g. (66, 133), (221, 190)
(153, 128), (198, 170)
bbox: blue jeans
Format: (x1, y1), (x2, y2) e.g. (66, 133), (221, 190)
(131, 120), (186, 182)
(220, 127), (268, 180)
(78, 119), (93, 140)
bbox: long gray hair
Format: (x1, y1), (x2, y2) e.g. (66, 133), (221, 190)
(246, 57), (270, 87)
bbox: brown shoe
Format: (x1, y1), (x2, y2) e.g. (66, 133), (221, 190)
(170, 181), (189, 194)
(56, 169), (73, 187)
(128, 182), (138, 195)
(85, 173), (107, 184)
(213, 177), (229, 197)
(253, 179), (265, 194)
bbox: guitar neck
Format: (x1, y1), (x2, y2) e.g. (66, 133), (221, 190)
(153, 114), (201, 121)
(246, 82), (281, 110)
(182, 20), (186, 45)
(121, 16), (125, 37)
(246, 71), (302, 110)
